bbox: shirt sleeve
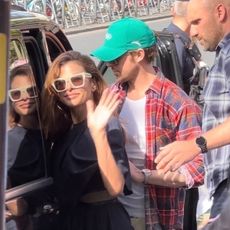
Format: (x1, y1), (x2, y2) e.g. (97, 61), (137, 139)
(176, 101), (205, 187)
(174, 37), (185, 70)
(107, 117), (132, 195)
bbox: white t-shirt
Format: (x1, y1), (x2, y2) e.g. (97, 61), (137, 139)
(118, 96), (146, 218)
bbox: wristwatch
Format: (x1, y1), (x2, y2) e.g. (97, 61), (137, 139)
(195, 136), (208, 153)
(141, 169), (152, 184)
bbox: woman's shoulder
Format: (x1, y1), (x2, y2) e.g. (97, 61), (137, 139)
(8, 125), (27, 139)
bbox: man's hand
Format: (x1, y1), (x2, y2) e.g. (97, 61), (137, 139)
(154, 139), (200, 173)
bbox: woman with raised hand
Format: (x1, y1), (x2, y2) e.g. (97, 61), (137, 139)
(42, 51), (133, 230)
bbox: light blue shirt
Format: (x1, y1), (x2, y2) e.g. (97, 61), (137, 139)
(202, 33), (230, 197)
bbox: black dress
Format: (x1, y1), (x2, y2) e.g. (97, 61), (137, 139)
(51, 118), (133, 230)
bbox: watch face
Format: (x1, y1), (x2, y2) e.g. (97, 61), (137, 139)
(196, 136), (206, 145)
(196, 136), (208, 153)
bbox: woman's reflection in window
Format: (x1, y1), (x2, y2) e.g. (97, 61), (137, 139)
(7, 64), (45, 188)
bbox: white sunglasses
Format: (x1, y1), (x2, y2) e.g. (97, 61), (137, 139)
(52, 72), (92, 93)
(8, 85), (38, 102)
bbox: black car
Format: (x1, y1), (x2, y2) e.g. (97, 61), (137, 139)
(4, 6), (196, 230)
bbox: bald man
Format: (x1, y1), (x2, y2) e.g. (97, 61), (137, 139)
(156, 0), (230, 220)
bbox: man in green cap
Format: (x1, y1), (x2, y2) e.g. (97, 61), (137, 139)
(91, 17), (205, 230)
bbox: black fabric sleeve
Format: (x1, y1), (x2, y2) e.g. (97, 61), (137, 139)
(106, 117), (132, 195)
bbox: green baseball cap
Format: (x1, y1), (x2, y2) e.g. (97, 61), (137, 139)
(90, 17), (157, 62)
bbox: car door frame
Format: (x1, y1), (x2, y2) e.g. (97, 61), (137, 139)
(0, 0), (10, 228)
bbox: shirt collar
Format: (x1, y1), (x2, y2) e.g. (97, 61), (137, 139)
(147, 67), (166, 96)
(216, 32), (230, 55)
(167, 23), (191, 44)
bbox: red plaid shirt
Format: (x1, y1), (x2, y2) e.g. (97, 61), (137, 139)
(112, 70), (204, 230)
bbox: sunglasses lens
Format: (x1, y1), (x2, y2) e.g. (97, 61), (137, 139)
(71, 75), (84, 87)
(26, 86), (37, 98)
(54, 79), (66, 91)
(10, 90), (21, 101)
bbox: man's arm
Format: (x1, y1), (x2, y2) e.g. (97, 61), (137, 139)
(129, 161), (187, 187)
(130, 100), (204, 188)
(155, 117), (230, 173)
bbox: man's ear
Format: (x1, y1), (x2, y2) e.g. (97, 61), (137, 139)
(216, 3), (227, 22)
(136, 49), (145, 62)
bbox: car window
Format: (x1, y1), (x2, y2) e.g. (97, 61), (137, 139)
(9, 40), (28, 69)
(7, 39), (47, 190)
(6, 19), (72, 193)
(22, 29), (49, 89)
(45, 31), (68, 62)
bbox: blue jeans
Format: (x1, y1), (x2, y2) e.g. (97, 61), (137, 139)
(210, 179), (229, 218)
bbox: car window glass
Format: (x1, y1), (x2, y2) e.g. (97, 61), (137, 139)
(23, 35), (47, 89)
(9, 40), (28, 69)
(45, 32), (67, 62)
(7, 40), (47, 190)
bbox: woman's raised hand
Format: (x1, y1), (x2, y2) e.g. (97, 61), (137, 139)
(86, 88), (120, 134)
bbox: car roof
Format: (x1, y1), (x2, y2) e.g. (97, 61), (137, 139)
(10, 6), (54, 30)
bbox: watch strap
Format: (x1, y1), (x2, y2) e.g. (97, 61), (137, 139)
(141, 169), (152, 184)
